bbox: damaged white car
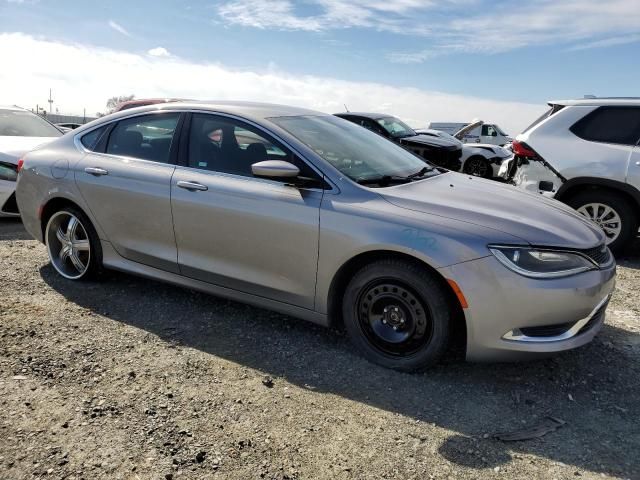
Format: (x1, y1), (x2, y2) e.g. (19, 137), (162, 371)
(417, 122), (513, 179)
(500, 98), (640, 254)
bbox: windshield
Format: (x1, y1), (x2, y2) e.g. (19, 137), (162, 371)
(270, 115), (436, 182)
(376, 116), (416, 138)
(0, 109), (62, 137)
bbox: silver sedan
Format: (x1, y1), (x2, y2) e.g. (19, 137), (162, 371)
(16, 101), (616, 371)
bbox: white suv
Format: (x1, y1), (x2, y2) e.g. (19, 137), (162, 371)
(502, 98), (640, 254)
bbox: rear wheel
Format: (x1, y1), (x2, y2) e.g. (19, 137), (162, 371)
(342, 259), (451, 372)
(565, 190), (638, 255)
(45, 207), (102, 280)
(463, 156), (491, 178)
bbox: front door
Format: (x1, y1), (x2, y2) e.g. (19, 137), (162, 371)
(170, 113), (323, 309)
(75, 112), (182, 273)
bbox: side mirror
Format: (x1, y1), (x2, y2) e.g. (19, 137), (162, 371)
(251, 160), (300, 179)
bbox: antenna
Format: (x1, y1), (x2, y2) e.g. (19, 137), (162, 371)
(48, 88), (54, 113)
(583, 94), (596, 99)
(344, 104), (350, 112)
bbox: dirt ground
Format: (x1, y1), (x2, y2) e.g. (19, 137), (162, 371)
(1, 218), (639, 480)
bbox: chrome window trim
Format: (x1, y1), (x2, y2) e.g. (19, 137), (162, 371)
(502, 294), (610, 343)
(74, 108), (338, 193)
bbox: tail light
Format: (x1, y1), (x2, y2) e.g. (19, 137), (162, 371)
(512, 140), (538, 158)
(17, 158), (24, 173)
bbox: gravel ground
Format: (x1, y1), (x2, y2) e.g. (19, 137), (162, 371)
(1, 218), (639, 480)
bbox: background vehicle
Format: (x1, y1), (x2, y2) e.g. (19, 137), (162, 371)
(429, 121), (512, 146)
(335, 112), (462, 170)
(0, 106), (61, 216)
(503, 98), (640, 254)
(17, 101), (614, 372)
(114, 98), (183, 112)
(415, 128), (512, 178)
(56, 122), (82, 131)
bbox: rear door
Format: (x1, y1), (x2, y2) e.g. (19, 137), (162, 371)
(170, 112), (324, 308)
(75, 112), (182, 272)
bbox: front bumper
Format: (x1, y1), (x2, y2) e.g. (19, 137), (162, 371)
(439, 255), (616, 362)
(0, 179), (19, 217)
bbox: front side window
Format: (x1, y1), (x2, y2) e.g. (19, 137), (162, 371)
(106, 113), (180, 163)
(376, 116), (416, 139)
(188, 114), (315, 179)
(270, 115), (437, 182)
(0, 109), (62, 137)
(570, 107), (640, 146)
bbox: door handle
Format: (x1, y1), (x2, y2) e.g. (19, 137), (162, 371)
(177, 180), (208, 191)
(84, 167), (108, 176)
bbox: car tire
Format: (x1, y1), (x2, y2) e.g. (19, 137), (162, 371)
(45, 207), (103, 280)
(342, 259), (451, 372)
(565, 190), (638, 256)
(463, 156), (491, 178)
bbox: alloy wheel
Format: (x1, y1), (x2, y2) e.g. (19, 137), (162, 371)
(576, 202), (622, 245)
(46, 211), (91, 279)
(464, 158), (489, 177)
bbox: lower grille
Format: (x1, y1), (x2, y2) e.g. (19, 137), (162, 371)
(1, 192), (18, 214)
(520, 322), (575, 337)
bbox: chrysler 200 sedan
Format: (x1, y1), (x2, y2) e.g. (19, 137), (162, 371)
(16, 101), (616, 371)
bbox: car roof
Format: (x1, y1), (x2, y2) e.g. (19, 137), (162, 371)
(549, 97), (640, 107)
(104, 101), (326, 121)
(0, 105), (29, 111)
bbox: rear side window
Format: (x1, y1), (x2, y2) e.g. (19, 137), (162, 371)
(570, 107), (640, 146)
(106, 113), (180, 163)
(80, 126), (108, 151)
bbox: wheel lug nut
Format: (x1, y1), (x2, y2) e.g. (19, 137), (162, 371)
(393, 326), (398, 331)
(382, 319), (387, 324)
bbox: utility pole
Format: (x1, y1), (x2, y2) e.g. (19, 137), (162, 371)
(48, 88), (54, 113)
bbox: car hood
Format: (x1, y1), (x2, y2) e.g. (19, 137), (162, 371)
(380, 172), (605, 248)
(0, 136), (57, 164)
(400, 133), (460, 149)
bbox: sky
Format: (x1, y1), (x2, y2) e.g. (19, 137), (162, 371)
(1, 0), (638, 134)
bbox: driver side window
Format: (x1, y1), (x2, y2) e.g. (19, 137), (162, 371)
(187, 114), (319, 181)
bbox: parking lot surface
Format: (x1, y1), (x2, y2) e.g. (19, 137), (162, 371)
(1, 218), (639, 480)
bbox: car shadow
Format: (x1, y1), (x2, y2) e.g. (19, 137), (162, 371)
(39, 264), (640, 478)
(618, 235), (640, 269)
(0, 218), (32, 241)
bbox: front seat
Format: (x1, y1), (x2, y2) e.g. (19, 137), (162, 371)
(116, 130), (144, 158)
(246, 143), (268, 162)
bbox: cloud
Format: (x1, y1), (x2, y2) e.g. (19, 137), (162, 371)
(0, 32), (545, 133)
(217, 0), (445, 34)
(217, 0), (640, 60)
(148, 47), (171, 57)
(108, 20), (131, 37)
(566, 33), (640, 51)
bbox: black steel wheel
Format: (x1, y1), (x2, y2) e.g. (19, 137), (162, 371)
(342, 259), (452, 372)
(356, 281), (433, 356)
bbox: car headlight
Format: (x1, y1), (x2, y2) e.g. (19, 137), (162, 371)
(489, 246), (596, 278)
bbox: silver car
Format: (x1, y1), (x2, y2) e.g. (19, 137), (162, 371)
(16, 101), (616, 371)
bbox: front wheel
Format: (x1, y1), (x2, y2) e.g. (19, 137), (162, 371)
(45, 207), (103, 280)
(565, 191), (638, 256)
(462, 156), (491, 178)
(342, 259), (451, 372)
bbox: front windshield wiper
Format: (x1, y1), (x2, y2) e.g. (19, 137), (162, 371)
(406, 166), (433, 179)
(356, 175), (412, 186)
(356, 167), (436, 186)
